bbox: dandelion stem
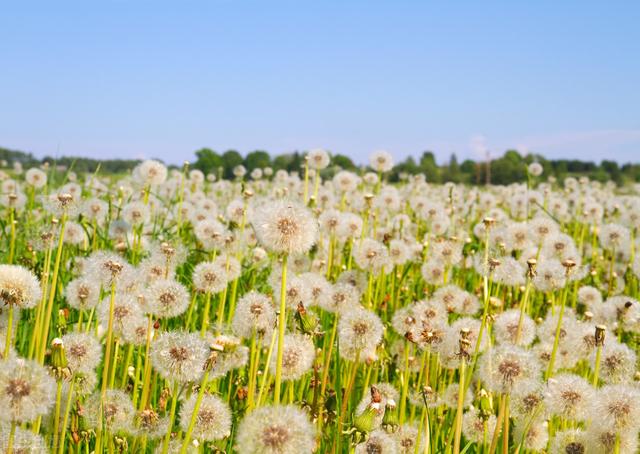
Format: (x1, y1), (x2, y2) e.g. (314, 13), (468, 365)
(274, 254), (288, 404)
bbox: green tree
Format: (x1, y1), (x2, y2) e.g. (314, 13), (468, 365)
(419, 151), (440, 183)
(332, 154), (356, 171)
(193, 148), (223, 175)
(244, 150), (271, 171)
(221, 150), (244, 178)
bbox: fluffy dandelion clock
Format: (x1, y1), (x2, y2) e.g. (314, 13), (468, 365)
(513, 418), (548, 452)
(85, 250), (132, 287)
(461, 407), (498, 445)
(307, 148), (330, 170)
(338, 307), (384, 361)
(591, 340), (636, 383)
(269, 333), (315, 381)
(0, 358), (55, 423)
(355, 429), (398, 454)
(61, 332), (102, 373)
(478, 345), (541, 394)
(150, 331), (209, 383)
(369, 150), (394, 173)
(550, 429), (588, 454)
(532, 258), (566, 292)
(97, 294), (143, 338)
(0, 265), (41, 309)
(592, 384), (640, 431)
(232, 291), (276, 339)
(321, 282), (360, 313)
(300, 272), (332, 308)
(493, 309), (536, 347)
(25, 167), (47, 188)
(179, 393), (232, 441)
(545, 373), (594, 421)
(192, 260), (229, 294)
(528, 161), (543, 176)
(353, 238), (390, 273)
(134, 159), (168, 187)
(0, 424), (48, 453)
(83, 389), (134, 433)
(393, 424), (426, 454)
(252, 199), (318, 256)
(133, 409), (170, 439)
(333, 171), (359, 193)
(510, 378), (545, 419)
(235, 404), (315, 454)
(146, 278), (190, 318)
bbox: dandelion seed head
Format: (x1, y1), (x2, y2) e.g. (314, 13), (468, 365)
(236, 404), (315, 454)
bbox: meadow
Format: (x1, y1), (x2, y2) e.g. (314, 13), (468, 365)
(0, 149), (639, 454)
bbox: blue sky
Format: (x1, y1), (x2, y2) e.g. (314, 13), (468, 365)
(1, 1), (639, 164)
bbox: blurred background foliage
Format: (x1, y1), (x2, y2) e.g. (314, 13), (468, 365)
(2, 145), (639, 185)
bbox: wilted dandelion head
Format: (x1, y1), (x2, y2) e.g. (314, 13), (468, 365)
(150, 331), (209, 383)
(369, 150), (394, 173)
(236, 404), (315, 454)
(81, 197), (108, 222)
(0, 358), (55, 423)
(510, 378), (545, 420)
(252, 199), (318, 256)
(178, 393), (232, 441)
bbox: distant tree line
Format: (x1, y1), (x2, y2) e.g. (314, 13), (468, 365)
(2, 145), (640, 185)
(192, 148), (640, 185)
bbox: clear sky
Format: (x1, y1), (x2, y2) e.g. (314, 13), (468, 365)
(1, 1), (639, 164)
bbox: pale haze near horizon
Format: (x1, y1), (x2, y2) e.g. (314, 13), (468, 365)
(1, 1), (639, 165)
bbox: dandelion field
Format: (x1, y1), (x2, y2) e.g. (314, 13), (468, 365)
(1, 150), (640, 454)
